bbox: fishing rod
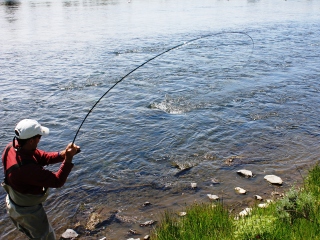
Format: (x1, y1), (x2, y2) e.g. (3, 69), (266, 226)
(72, 31), (254, 146)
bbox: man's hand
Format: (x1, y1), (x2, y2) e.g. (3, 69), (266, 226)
(64, 143), (80, 163)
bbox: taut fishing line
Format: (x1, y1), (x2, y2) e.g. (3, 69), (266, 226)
(72, 31), (254, 145)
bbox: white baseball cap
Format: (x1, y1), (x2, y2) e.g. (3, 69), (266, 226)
(14, 119), (50, 139)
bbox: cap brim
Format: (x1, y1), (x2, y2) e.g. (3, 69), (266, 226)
(40, 126), (50, 136)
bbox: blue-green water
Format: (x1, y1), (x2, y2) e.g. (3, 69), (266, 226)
(1, 0), (320, 239)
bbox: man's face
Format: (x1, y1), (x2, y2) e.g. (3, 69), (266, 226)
(27, 135), (41, 151)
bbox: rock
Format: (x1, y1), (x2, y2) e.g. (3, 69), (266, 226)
(127, 238), (140, 240)
(211, 178), (220, 184)
(264, 175), (283, 185)
(140, 220), (157, 227)
(144, 235), (150, 240)
(238, 207), (252, 217)
(86, 212), (100, 230)
(61, 229), (79, 239)
(207, 194), (219, 200)
(225, 156), (243, 166)
(191, 183), (197, 189)
(99, 238), (107, 240)
(254, 195), (263, 200)
(172, 161), (195, 171)
(258, 203), (269, 208)
(142, 201), (151, 207)
(235, 187), (247, 194)
(237, 169), (253, 178)
(128, 229), (140, 235)
(178, 212), (187, 216)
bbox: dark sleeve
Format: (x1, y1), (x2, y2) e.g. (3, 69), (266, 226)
(36, 149), (64, 166)
(14, 161), (74, 189)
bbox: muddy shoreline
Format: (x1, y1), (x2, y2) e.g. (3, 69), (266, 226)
(58, 162), (308, 240)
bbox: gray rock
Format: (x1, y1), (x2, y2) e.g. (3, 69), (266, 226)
(237, 169), (253, 178)
(264, 175), (283, 185)
(61, 229), (79, 239)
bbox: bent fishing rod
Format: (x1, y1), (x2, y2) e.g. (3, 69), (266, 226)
(72, 31), (254, 146)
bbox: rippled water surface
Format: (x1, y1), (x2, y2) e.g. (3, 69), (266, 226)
(1, 0), (320, 239)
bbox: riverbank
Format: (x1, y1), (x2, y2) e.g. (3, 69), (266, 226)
(150, 163), (320, 239)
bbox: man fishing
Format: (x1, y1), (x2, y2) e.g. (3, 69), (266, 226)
(1, 119), (80, 239)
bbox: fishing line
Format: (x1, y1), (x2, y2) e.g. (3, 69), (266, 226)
(72, 31), (254, 145)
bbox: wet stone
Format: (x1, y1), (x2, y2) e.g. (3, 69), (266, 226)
(237, 169), (253, 178)
(211, 178), (220, 184)
(140, 220), (157, 227)
(254, 195), (263, 201)
(235, 187), (247, 194)
(86, 212), (101, 231)
(61, 229), (79, 239)
(128, 229), (140, 235)
(264, 175), (283, 185)
(207, 194), (219, 200)
(142, 201), (151, 207)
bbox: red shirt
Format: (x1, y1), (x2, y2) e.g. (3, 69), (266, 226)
(2, 142), (74, 195)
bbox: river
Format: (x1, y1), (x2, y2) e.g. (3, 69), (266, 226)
(1, 0), (320, 239)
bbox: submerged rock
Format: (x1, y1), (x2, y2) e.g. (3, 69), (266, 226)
(86, 212), (101, 231)
(172, 161), (196, 171)
(235, 187), (247, 194)
(191, 182), (197, 189)
(61, 229), (79, 239)
(225, 156), (243, 166)
(140, 220), (157, 227)
(211, 178), (220, 184)
(264, 175), (283, 185)
(237, 169), (253, 178)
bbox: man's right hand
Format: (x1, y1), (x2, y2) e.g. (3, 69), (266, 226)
(65, 143), (80, 163)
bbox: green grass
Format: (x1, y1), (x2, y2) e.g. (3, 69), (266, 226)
(151, 163), (320, 240)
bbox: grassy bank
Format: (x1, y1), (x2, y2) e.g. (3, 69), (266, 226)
(151, 164), (320, 240)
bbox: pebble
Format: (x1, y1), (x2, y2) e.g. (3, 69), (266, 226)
(142, 201), (151, 207)
(140, 220), (156, 227)
(264, 175), (283, 185)
(258, 203), (269, 208)
(254, 195), (263, 200)
(207, 194), (219, 200)
(238, 207), (252, 217)
(178, 212), (187, 216)
(61, 229), (79, 239)
(191, 182), (197, 189)
(235, 187), (247, 194)
(237, 169), (253, 178)
(211, 178), (220, 184)
(128, 229), (139, 235)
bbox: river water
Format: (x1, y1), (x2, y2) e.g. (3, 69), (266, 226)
(1, 0), (320, 239)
